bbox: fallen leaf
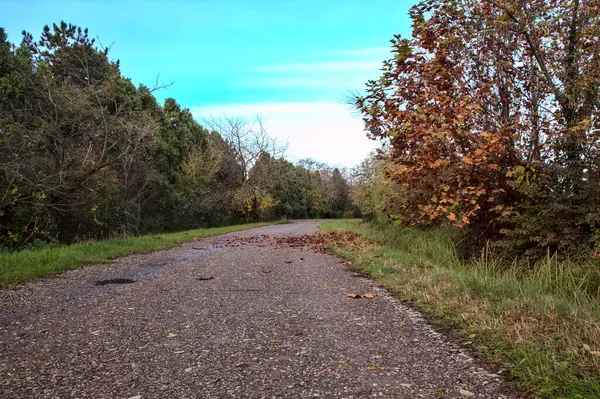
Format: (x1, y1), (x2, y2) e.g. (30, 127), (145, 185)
(185, 367), (192, 372)
(583, 343), (591, 352)
(128, 396), (142, 399)
(346, 292), (375, 299)
(271, 339), (281, 344)
(400, 383), (412, 388)
(367, 365), (378, 371)
(459, 388), (475, 397)
(338, 359), (346, 364)
(167, 333), (177, 338)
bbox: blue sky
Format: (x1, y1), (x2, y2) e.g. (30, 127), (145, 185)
(3, 0), (416, 166)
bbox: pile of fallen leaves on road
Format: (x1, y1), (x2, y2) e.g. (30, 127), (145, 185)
(205, 230), (371, 253)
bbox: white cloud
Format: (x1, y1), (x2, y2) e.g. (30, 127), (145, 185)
(192, 102), (380, 167)
(233, 75), (368, 90)
(328, 47), (392, 57)
(249, 61), (382, 73)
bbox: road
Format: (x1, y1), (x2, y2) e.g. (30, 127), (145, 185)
(0, 222), (517, 398)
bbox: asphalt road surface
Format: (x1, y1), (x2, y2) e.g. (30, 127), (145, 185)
(0, 222), (520, 398)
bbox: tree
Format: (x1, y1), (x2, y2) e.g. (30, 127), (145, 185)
(354, 0), (600, 253)
(0, 23), (156, 244)
(203, 115), (288, 178)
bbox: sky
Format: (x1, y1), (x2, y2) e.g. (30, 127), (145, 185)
(3, 0), (416, 167)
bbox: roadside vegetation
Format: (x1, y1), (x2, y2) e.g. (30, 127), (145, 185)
(342, 3), (600, 396)
(0, 23), (355, 251)
(321, 220), (600, 398)
(0, 222), (271, 288)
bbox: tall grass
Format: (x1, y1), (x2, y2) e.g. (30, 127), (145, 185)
(0, 222), (271, 288)
(322, 220), (600, 398)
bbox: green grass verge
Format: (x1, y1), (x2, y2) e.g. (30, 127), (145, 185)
(0, 223), (271, 288)
(321, 220), (600, 399)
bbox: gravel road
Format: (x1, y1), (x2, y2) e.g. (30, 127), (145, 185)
(0, 222), (521, 398)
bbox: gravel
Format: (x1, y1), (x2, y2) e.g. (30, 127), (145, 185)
(0, 221), (524, 398)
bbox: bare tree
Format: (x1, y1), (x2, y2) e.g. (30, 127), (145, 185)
(203, 115), (288, 177)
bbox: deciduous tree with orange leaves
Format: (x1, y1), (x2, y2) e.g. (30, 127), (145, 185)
(355, 0), (600, 253)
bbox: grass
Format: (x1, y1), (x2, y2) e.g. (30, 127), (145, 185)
(321, 220), (600, 399)
(0, 222), (271, 288)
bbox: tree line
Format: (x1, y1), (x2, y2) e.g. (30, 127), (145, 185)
(0, 22), (354, 250)
(352, 0), (600, 257)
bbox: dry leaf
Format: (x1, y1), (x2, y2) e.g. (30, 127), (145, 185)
(346, 292), (375, 299)
(459, 388), (475, 397)
(583, 343), (591, 352)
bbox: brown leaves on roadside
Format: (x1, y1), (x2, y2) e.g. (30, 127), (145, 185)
(208, 231), (369, 254)
(346, 292), (375, 299)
